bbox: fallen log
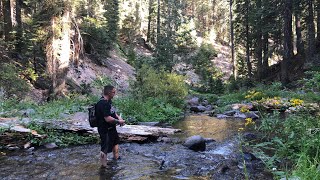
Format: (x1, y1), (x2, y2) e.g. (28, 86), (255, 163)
(0, 113), (182, 143)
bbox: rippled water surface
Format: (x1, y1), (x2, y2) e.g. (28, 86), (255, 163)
(0, 115), (251, 180)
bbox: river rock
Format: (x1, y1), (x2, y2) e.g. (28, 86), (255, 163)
(243, 132), (257, 141)
(204, 138), (215, 143)
(201, 100), (209, 106)
(223, 110), (238, 116)
(190, 106), (206, 112)
(238, 152), (258, 161)
(232, 103), (254, 111)
(234, 112), (247, 119)
(44, 143), (58, 149)
(183, 135), (206, 151)
(205, 105), (213, 111)
(188, 97), (200, 106)
(19, 109), (36, 117)
(157, 137), (172, 143)
(216, 114), (231, 119)
(244, 112), (259, 119)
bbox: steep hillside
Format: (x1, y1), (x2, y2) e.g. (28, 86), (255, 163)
(211, 42), (232, 80)
(67, 50), (135, 96)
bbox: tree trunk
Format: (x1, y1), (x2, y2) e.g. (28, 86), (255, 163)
(0, 0), (3, 38)
(245, 0), (252, 79)
(156, 0), (160, 57)
(316, 0), (320, 42)
(230, 0), (236, 80)
(15, 0), (22, 52)
(306, 0), (316, 62)
(256, 0), (263, 80)
(147, 0), (153, 42)
(295, 12), (304, 56)
(47, 10), (71, 99)
(282, 0), (293, 85)
(262, 32), (269, 77)
(3, 0), (12, 41)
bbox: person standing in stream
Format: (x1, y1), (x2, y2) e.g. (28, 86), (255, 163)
(95, 85), (125, 168)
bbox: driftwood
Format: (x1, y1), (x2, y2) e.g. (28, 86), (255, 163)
(0, 115), (181, 143)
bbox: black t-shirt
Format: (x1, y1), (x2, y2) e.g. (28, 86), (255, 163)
(95, 98), (118, 133)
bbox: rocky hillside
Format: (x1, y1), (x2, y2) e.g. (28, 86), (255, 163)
(67, 50), (135, 95)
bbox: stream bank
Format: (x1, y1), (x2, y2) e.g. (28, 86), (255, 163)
(0, 115), (273, 180)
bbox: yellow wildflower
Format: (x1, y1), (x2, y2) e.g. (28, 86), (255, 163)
(245, 118), (255, 127)
(240, 106), (249, 113)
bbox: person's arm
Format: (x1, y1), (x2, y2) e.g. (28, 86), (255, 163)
(104, 116), (120, 125)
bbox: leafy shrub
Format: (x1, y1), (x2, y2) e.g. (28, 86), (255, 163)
(26, 122), (98, 147)
(133, 64), (188, 108)
(91, 75), (114, 89)
(189, 43), (224, 93)
(0, 63), (30, 98)
(114, 96), (183, 124)
(1, 94), (97, 119)
(226, 78), (254, 92)
(81, 17), (111, 56)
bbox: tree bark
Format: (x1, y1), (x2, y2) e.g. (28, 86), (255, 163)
(0, 0), (3, 38)
(282, 0), (293, 85)
(306, 0), (316, 62)
(3, 0), (12, 41)
(317, 0), (320, 42)
(230, 0), (236, 80)
(15, 0), (22, 52)
(147, 0), (153, 42)
(156, 0), (160, 57)
(262, 32), (269, 77)
(47, 10), (71, 99)
(256, 0), (263, 80)
(245, 0), (252, 79)
(295, 12), (304, 56)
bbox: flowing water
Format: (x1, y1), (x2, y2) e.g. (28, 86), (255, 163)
(0, 115), (271, 180)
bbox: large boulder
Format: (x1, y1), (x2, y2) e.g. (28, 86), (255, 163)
(183, 135), (206, 151)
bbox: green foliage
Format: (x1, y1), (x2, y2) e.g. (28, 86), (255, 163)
(299, 71), (320, 93)
(217, 92), (246, 106)
(188, 90), (219, 105)
(26, 122), (98, 147)
(91, 75), (114, 90)
(0, 63), (30, 98)
(155, 35), (176, 71)
(189, 43), (223, 93)
(252, 112), (320, 179)
(105, 0), (119, 45)
(1, 94), (97, 120)
(293, 152), (320, 180)
(81, 17), (111, 55)
(114, 96), (182, 124)
(226, 78), (254, 92)
(175, 22), (197, 54)
(33, 94), (97, 119)
(133, 64), (188, 108)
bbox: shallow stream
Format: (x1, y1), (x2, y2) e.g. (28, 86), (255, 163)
(0, 115), (272, 180)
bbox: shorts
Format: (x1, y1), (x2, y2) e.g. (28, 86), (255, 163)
(99, 129), (120, 154)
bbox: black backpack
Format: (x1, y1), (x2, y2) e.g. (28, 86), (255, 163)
(88, 103), (98, 127)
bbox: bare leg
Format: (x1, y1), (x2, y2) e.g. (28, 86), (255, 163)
(100, 151), (107, 167)
(112, 144), (119, 160)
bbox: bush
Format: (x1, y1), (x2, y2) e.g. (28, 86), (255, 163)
(133, 64), (188, 108)
(189, 43), (223, 93)
(114, 96), (183, 124)
(0, 63), (30, 98)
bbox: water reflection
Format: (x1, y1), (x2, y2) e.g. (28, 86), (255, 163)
(173, 115), (244, 141)
(0, 115), (246, 180)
